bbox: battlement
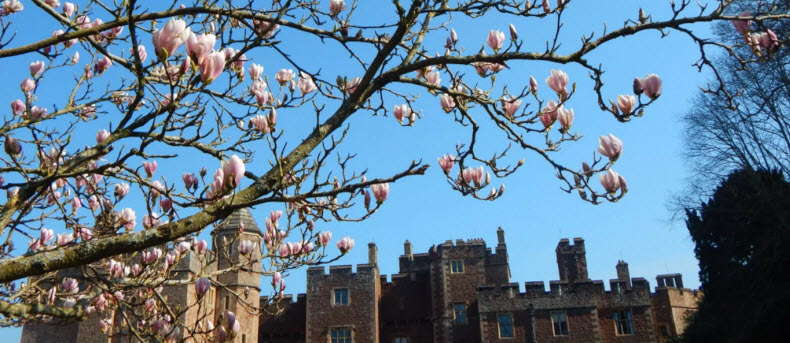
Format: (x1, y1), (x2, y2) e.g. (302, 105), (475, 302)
(656, 273), (685, 288)
(556, 237), (586, 252)
(306, 264), (377, 277)
(260, 293), (307, 306)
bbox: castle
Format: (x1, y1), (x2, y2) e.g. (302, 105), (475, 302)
(21, 210), (700, 343)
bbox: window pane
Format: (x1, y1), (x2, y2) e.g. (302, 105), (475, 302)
(454, 304), (467, 324)
(334, 289), (348, 305)
(498, 314), (514, 338)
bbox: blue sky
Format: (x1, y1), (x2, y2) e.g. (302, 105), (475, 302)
(1, 0), (722, 339)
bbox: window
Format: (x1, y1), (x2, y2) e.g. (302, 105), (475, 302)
(450, 260), (464, 273)
(333, 288), (349, 306)
(242, 334), (246, 343)
(330, 327), (352, 343)
(394, 337), (408, 343)
(224, 295), (230, 310)
(497, 314), (514, 338)
(551, 312), (569, 336)
(453, 303), (467, 324)
(614, 310), (634, 335)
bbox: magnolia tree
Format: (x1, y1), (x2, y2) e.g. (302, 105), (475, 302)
(0, 0), (785, 341)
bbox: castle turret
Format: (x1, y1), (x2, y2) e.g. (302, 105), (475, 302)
(556, 238), (589, 283)
(212, 208), (262, 343)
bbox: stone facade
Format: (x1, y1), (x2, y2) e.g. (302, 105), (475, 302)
(20, 208), (261, 343)
(262, 229), (701, 343)
(22, 219), (701, 343)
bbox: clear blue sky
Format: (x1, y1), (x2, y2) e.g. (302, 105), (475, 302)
(2, 1), (718, 340)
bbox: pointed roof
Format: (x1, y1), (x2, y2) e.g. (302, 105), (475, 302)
(214, 208), (262, 235)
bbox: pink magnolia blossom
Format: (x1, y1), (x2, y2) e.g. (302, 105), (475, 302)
(329, 0), (345, 15)
(275, 69), (294, 86)
(337, 236), (355, 254)
(222, 154), (245, 188)
(96, 129), (111, 144)
(635, 74), (662, 100)
(70, 52), (78, 64)
(319, 231), (332, 246)
(99, 319), (111, 334)
(143, 161), (157, 178)
(29, 61), (45, 77)
(114, 183), (129, 199)
(425, 71), (441, 86)
(346, 77), (361, 95)
(2, 0), (23, 15)
(182, 173), (198, 191)
(253, 89), (273, 107)
(253, 19), (280, 38)
(103, 25), (123, 41)
(160, 198), (173, 212)
(56, 233), (73, 246)
(87, 195), (100, 211)
(152, 18), (191, 60)
(461, 166), (486, 186)
(118, 208), (136, 230)
(199, 50), (225, 84)
(303, 242), (314, 253)
(71, 197), (82, 214)
(10, 99), (24, 116)
(278, 244), (290, 257)
(130, 45), (147, 63)
(196, 239), (208, 255)
(597, 134), (623, 161)
(487, 30), (505, 51)
(195, 278), (210, 298)
(599, 169), (621, 194)
(297, 72), (317, 94)
(732, 11), (751, 35)
(437, 154), (455, 174)
(529, 75), (538, 93)
(62, 2), (74, 17)
(450, 28), (458, 44)
(186, 33), (216, 65)
(151, 180), (164, 198)
(472, 62), (490, 77)
(249, 114), (271, 133)
(545, 69), (569, 98)
(79, 228), (92, 241)
(272, 271), (282, 287)
(20, 78), (35, 94)
(557, 106), (574, 131)
(40, 228), (54, 246)
(393, 104), (409, 124)
(616, 95), (637, 114)
(440, 94), (456, 112)
(75, 15), (91, 30)
(248, 63), (263, 81)
(502, 98), (521, 119)
(62, 278), (79, 294)
(509, 24), (518, 41)
(542, 0), (550, 13)
(29, 106), (47, 119)
(363, 190), (371, 208)
(370, 183), (390, 204)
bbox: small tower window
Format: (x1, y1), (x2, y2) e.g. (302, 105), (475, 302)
(333, 288), (349, 306)
(450, 260), (464, 273)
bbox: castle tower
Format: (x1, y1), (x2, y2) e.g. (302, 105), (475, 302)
(212, 208), (262, 343)
(556, 238), (589, 283)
